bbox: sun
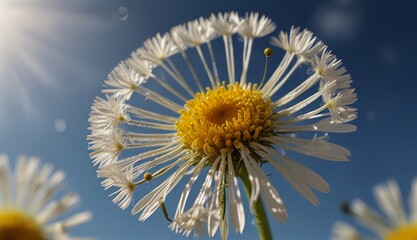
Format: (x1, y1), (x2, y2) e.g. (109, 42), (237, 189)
(0, 0), (104, 122)
(0, 1), (65, 120)
(0, 1), (59, 83)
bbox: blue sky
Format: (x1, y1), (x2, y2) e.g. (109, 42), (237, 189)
(0, 0), (416, 239)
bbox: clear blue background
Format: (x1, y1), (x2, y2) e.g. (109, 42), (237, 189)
(1, 0), (416, 239)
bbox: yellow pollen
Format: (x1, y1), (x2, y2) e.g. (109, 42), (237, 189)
(317, 67), (324, 76)
(118, 115), (125, 122)
(385, 224), (417, 240)
(143, 172), (153, 181)
(130, 84), (137, 90)
(116, 142), (124, 151)
(0, 210), (45, 240)
(176, 83), (274, 155)
(327, 101), (334, 109)
(127, 182), (135, 191)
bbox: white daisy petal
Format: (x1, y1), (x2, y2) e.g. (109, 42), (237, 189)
(278, 118), (357, 133)
(174, 159), (207, 218)
(250, 158), (287, 222)
(331, 222), (361, 240)
(351, 199), (390, 236)
(374, 180), (407, 226)
(0, 154), (11, 206)
(255, 150), (316, 204)
(227, 152), (245, 233)
(220, 212), (229, 240)
(60, 211), (93, 229)
(38, 193), (80, 224)
(34, 169), (66, 213)
(240, 149), (261, 210)
(409, 178), (417, 222)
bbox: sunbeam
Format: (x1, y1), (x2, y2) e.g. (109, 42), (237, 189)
(0, 0), (104, 121)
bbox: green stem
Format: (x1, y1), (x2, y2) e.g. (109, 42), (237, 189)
(238, 166), (272, 240)
(159, 201), (173, 222)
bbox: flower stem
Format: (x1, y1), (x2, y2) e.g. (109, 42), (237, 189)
(238, 166), (272, 240)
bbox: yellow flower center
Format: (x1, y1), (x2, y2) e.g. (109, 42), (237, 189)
(0, 210), (45, 240)
(385, 224), (417, 240)
(176, 83), (274, 155)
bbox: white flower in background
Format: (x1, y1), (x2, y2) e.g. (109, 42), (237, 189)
(88, 11), (357, 239)
(332, 179), (417, 240)
(0, 154), (92, 240)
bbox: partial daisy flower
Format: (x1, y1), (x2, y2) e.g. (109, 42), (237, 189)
(270, 26), (324, 62)
(88, 95), (130, 130)
(98, 164), (138, 210)
(331, 179), (417, 240)
(0, 154), (92, 240)
(103, 61), (148, 100)
(88, 12), (357, 239)
(135, 33), (177, 66)
(89, 126), (126, 167)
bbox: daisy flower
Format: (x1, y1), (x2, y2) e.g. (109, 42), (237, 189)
(88, 12), (357, 239)
(0, 154), (92, 240)
(332, 179), (417, 240)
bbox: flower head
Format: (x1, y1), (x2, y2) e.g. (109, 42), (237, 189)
(210, 12), (241, 36)
(98, 164), (137, 210)
(103, 61), (147, 100)
(271, 26), (324, 62)
(332, 179), (417, 240)
(88, 11), (357, 239)
(174, 18), (217, 47)
(0, 154), (92, 240)
(136, 33), (177, 66)
(237, 12), (276, 39)
(89, 95), (130, 130)
(89, 126), (126, 166)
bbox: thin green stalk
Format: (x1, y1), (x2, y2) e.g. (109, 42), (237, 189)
(238, 166), (272, 240)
